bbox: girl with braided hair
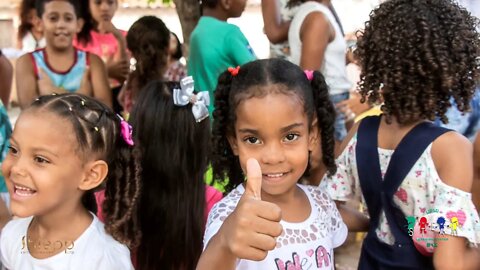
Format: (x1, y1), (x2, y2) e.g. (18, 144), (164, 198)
(321, 0), (480, 269)
(199, 58), (348, 269)
(118, 15), (171, 116)
(0, 93), (135, 269)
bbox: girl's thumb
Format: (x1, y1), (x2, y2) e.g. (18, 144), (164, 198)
(244, 158), (262, 200)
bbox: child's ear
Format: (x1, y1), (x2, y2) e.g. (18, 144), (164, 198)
(227, 133), (239, 156)
(308, 117), (320, 152)
(78, 160), (108, 191)
(220, 0), (232, 10)
(76, 18), (85, 34)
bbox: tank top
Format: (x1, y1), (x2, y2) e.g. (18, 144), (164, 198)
(30, 48), (89, 92)
(289, 2), (351, 95)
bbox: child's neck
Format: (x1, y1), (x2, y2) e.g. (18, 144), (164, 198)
(27, 204), (93, 259)
(203, 7), (229, 21)
(261, 185), (311, 223)
(45, 46), (76, 71)
(31, 30), (43, 41)
(45, 45), (75, 56)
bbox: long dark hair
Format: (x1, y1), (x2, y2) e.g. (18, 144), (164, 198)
(30, 94), (142, 240)
(126, 80), (208, 269)
(18, 0), (36, 42)
(211, 58), (337, 193)
(126, 16), (170, 101)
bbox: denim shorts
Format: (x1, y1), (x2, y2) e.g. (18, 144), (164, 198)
(330, 92), (350, 141)
(435, 87), (480, 141)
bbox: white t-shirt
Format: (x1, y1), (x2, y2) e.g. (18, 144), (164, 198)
(21, 32), (46, 54)
(289, 2), (351, 95)
(204, 184), (348, 270)
(0, 214), (134, 270)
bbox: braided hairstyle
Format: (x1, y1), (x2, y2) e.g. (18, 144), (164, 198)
(212, 58), (337, 193)
(355, 0), (480, 125)
(31, 93), (142, 249)
(126, 16), (170, 102)
(129, 80), (209, 270)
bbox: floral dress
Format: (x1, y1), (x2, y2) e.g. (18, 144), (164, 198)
(320, 133), (480, 246)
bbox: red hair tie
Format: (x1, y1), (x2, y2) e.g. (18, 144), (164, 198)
(228, 66), (240, 76)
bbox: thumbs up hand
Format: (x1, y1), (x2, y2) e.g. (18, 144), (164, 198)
(217, 158), (283, 261)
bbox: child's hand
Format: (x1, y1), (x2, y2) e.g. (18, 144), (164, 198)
(37, 68), (55, 95)
(218, 158), (283, 261)
(78, 67), (92, 96)
(106, 55), (129, 82)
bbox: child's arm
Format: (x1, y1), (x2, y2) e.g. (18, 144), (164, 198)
(87, 54), (113, 108)
(299, 12), (331, 70)
(432, 131), (480, 269)
(99, 21), (129, 83)
(336, 201), (369, 232)
(197, 159), (282, 270)
(0, 52), (13, 107)
(261, 0), (290, 44)
(16, 54), (39, 109)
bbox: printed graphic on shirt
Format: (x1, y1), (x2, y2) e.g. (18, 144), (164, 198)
(20, 236), (75, 255)
(274, 245), (333, 270)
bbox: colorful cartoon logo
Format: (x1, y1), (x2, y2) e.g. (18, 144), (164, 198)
(405, 208), (466, 255)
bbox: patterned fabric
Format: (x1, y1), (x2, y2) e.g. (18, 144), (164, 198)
(0, 101), (11, 193)
(30, 48), (88, 92)
(320, 133), (480, 245)
(164, 60), (187, 82)
(204, 184), (347, 269)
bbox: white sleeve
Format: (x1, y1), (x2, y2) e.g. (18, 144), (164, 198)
(92, 243), (134, 270)
(0, 220), (19, 270)
(311, 187), (349, 248)
(203, 191), (241, 250)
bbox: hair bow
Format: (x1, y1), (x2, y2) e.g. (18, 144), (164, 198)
(173, 76), (210, 122)
(117, 114), (134, 146)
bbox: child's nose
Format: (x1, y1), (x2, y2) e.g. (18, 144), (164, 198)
(260, 143), (286, 165)
(10, 160), (28, 178)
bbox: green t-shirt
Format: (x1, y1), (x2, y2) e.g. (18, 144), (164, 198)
(188, 16), (256, 113)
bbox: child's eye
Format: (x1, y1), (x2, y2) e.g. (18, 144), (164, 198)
(34, 156), (50, 164)
(283, 134), (299, 142)
(8, 146), (18, 155)
(48, 16), (58, 22)
(244, 137), (261, 145)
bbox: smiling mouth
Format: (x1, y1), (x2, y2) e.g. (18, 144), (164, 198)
(14, 184), (37, 197)
(262, 172), (290, 181)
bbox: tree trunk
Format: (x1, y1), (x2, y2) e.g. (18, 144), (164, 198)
(173, 0), (201, 58)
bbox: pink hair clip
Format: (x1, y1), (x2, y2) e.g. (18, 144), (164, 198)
(304, 70), (314, 81)
(117, 114), (134, 146)
(228, 66), (240, 76)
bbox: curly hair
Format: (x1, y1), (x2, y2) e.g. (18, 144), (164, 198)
(212, 58), (337, 193)
(31, 93), (142, 248)
(126, 16), (170, 103)
(355, 0), (480, 124)
(127, 80), (209, 269)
